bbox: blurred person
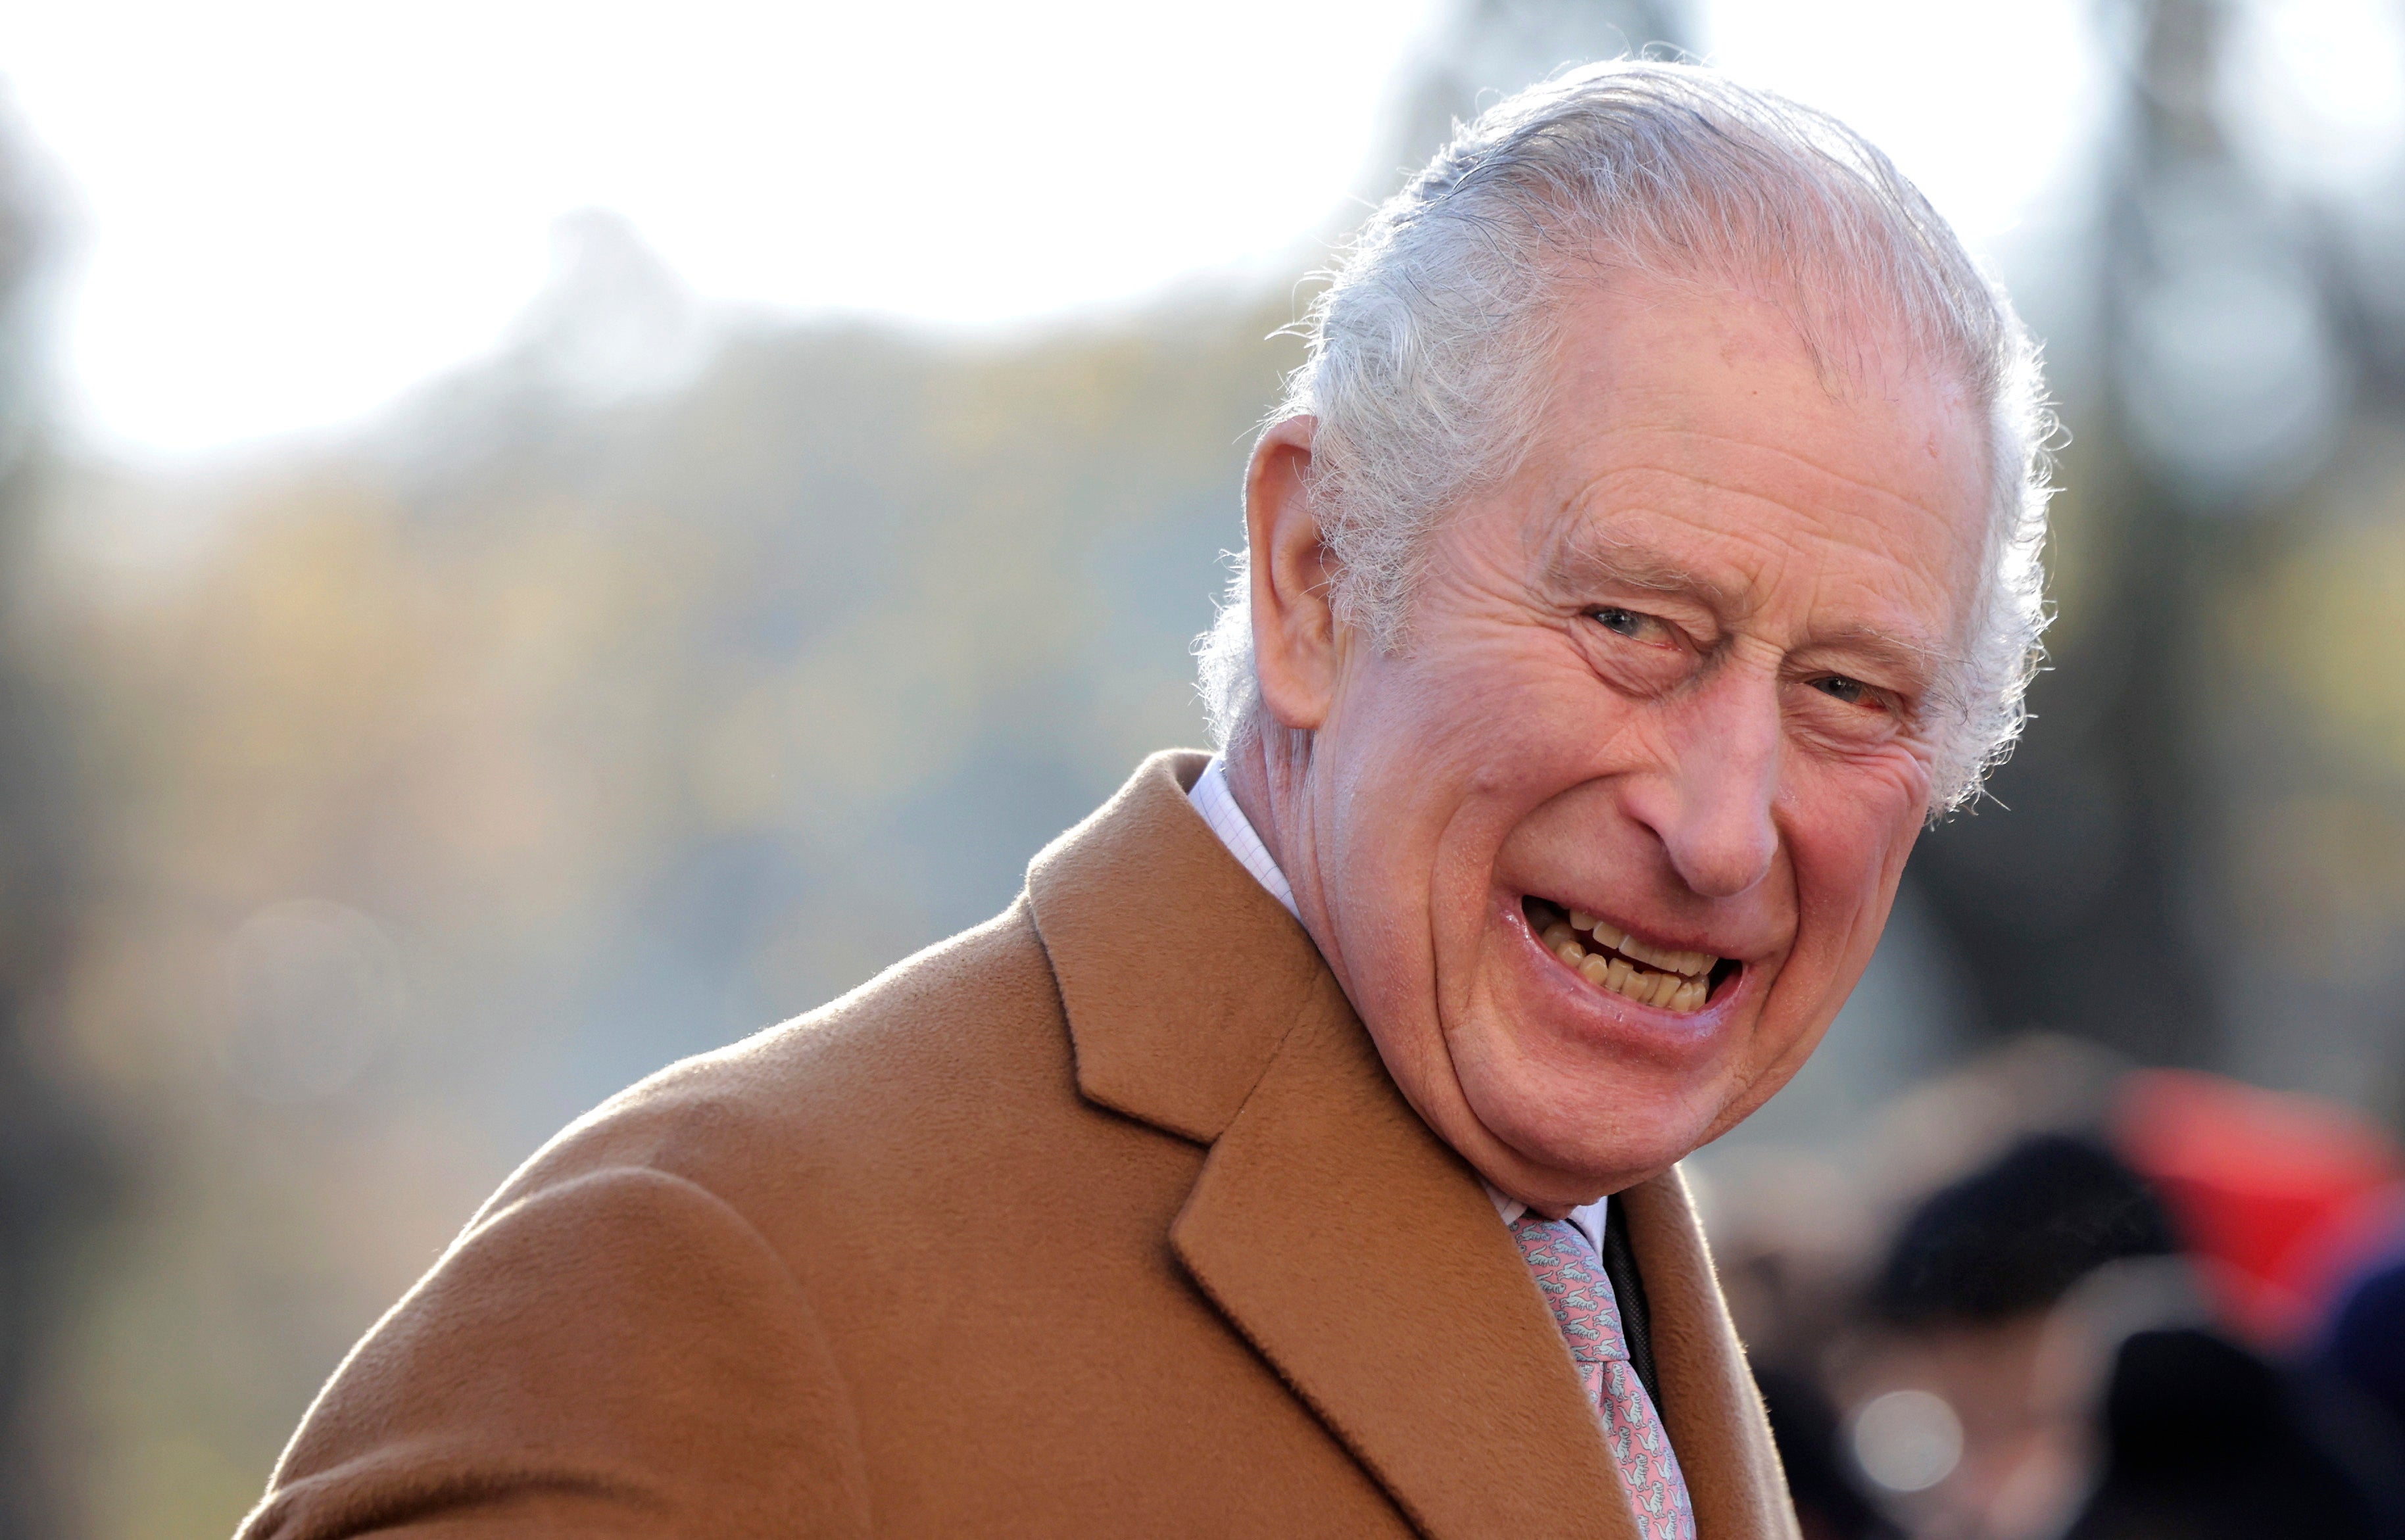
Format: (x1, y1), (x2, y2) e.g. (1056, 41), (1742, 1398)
(2110, 1067), (2405, 1347)
(1841, 1135), (2180, 1539)
(2318, 1242), (2405, 1442)
(1755, 1365), (1904, 1540)
(2061, 1327), (2398, 1540)
(1843, 1134), (2398, 1540)
(2300, 1238), (2405, 1529)
(240, 60), (2053, 1539)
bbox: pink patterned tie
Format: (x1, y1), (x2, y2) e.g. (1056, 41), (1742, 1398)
(1512, 1215), (1697, 1540)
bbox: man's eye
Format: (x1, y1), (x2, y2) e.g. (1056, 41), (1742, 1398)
(1591, 606), (1663, 642)
(1813, 675), (1872, 706)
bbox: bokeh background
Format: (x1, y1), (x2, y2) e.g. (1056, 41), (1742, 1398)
(4, 1), (2405, 1536)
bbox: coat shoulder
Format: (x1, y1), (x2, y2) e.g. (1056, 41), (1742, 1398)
(474, 897), (1075, 1234)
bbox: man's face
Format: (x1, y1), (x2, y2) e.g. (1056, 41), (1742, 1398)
(1290, 274), (1989, 1207)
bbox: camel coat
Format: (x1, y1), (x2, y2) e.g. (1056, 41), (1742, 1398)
(239, 752), (1798, 1539)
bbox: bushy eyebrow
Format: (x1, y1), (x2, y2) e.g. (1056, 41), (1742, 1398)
(1801, 625), (1956, 700)
(1542, 527), (1744, 611)
(1542, 526), (1960, 701)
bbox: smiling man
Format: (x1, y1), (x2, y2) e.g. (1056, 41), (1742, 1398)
(243, 62), (2050, 1540)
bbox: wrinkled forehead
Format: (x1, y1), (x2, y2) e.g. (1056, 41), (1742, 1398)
(1516, 272), (1995, 654)
(1547, 175), (1993, 405)
(1552, 245), (1989, 418)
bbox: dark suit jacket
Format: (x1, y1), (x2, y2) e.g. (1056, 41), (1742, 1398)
(239, 751), (1799, 1538)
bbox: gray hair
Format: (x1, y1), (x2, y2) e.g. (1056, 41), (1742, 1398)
(1194, 59), (2053, 814)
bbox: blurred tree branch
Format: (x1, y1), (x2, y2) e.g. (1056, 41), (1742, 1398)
(0, 88), (114, 1540)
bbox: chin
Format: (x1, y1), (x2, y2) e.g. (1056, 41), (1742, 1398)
(1456, 1044), (1731, 1197)
(1438, 890), (1772, 1193)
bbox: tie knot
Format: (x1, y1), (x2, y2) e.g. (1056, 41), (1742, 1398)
(1510, 1215), (1631, 1366)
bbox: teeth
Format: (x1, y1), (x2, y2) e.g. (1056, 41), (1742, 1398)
(1570, 942), (1720, 1015)
(1616, 932), (1714, 978)
(1586, 951), (1697, 1013)
(1530, 896), (1725, 1010)
(1565, 908), (1626, 951)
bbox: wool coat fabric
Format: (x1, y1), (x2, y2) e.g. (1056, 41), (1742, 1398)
(239, 751), (1801, 1539)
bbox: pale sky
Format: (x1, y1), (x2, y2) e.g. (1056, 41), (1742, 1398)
(7, 0), (2397, 462)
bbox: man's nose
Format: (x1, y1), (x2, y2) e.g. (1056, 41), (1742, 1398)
(1636, 672), (1782, 900)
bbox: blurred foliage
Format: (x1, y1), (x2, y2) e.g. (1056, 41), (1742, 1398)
(0, 89), (110, 1540)
(29, 264), (1306, 1534)
(1905, 0), (2405, 1115)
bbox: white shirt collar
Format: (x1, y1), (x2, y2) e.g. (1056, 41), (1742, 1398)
(1487, 1187), (1611, 1258)
(1184, 754), (1609, 1253)
(1187, 753), (1299, 921)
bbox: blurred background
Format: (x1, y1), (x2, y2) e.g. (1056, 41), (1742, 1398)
(3, 0), (2405, 1535)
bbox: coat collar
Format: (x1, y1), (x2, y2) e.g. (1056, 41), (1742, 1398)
(1026, 750), (1315, 1143)
(1619, 1174), (1802, 1539)
(1025, 750), (1793, 1540)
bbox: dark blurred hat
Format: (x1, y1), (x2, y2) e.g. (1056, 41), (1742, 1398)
(1873, 1132), (2177, 1328)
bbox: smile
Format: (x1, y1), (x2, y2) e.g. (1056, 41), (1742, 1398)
(1521, 898), (1734, 1015)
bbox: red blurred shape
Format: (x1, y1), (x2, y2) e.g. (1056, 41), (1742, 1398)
(2111, 1068), (2405, 1347)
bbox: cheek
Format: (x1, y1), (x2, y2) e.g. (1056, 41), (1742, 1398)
(1352, 629), (1607, 799)
(1324, 641), (1624, 969)
(1780, 754), (1928, 947)
(1317, 649), (1534, 930)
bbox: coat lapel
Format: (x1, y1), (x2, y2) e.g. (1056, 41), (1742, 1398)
(1621, 1172), (1802, 1539)
(1027, 750), (1321, 1143)
(1171, 982), (1641, 1540)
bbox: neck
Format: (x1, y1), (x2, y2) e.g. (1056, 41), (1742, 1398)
(1223, 716), (1317, 927)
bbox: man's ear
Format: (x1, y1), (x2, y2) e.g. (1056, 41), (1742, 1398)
(1245, 416), (1342, 733)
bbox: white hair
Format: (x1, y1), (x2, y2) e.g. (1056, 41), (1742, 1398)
(1195, 59), (2054, 814)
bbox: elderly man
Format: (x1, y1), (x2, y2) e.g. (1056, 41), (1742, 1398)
(243, 61), (2049, 1540)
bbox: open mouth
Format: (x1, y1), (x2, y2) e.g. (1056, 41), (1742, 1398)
(1520, 896), (1737, 1015)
